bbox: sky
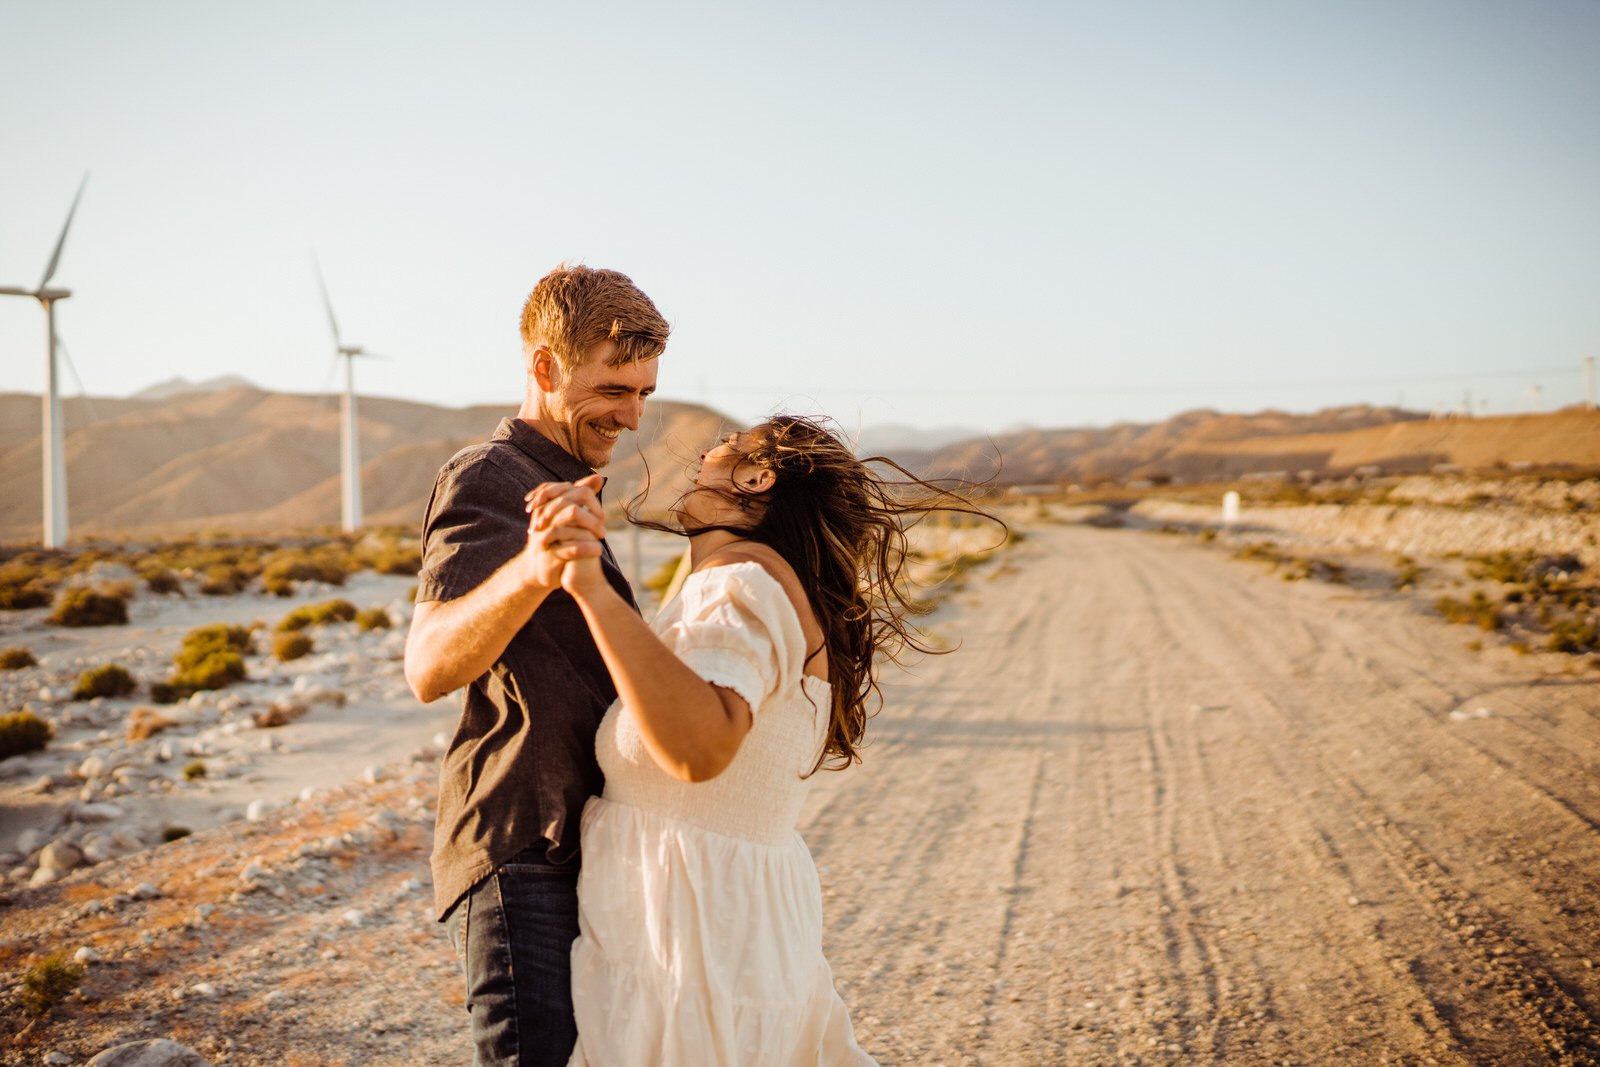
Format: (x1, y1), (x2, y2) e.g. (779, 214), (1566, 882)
(2, 0), (1597, 435)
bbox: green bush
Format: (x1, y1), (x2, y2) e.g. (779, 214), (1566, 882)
(73, 663), (137, 700)
(0, 646), (38, 670)
(355, 607), (392, 632)
(183, 760), (207, 780)
(48, 586), (129, 627)
(19, 953), (85, 1016)
(0, 711), (53, 759)
(276, 598), (358, 632)
(273, 631), (314, 662)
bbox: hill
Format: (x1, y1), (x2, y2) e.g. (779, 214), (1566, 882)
(0, 387), (734, 542)
(897, 405), (1600, 485)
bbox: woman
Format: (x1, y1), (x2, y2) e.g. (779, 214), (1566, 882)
(527, 415), (992, 1066)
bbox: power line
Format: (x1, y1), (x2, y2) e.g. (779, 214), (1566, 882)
(702, 365), (1581, 398)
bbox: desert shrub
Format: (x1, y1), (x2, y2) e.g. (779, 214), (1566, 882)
(127, 707), (179, 741)
(140, 567), (183, 595)
(183, 760), (207, 780)
(48, 586), (129, 627)
(19, 953), (85, 1016)
(360, 541), (422, 576)
(168, 623), (252, 692)
(198, 563), (250, 596)
(1547, 619), (1600, 655)
(73, 663), (136, 700)
(356, 607), (392, 632)
(261, 545), (356, 588)
(273, 631), (314, 662)
(1435, 592), (1501, 631)
(645, 554), (686, 595)
(1393, 556), (1424, 591)
(161, 825), (192, 842)
(0, 582), (51, 609)
(0, 646), (38, 670)
(276, 598), (358, 632)
(262, 575), (296, 597)
(148, 682), (183, 705)
(0, 556), (62, 610)
(0, 711), (53, 759)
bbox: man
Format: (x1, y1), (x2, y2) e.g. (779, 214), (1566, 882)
(405, 264), (669, 1066)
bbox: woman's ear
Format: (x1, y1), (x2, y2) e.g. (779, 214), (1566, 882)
(740, 467), (776, 494)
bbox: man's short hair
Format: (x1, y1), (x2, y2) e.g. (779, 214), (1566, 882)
(520, 264), (670, 373)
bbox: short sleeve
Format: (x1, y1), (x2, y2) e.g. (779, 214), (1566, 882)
(415, 451), (530, 604)
(665, 563), (807, 716)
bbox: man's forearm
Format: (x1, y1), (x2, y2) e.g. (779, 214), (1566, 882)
(405, 555), (553, 702)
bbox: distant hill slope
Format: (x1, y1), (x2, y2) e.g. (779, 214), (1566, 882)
(0, 387), (734, 542)
(899, 406), (1600, 485)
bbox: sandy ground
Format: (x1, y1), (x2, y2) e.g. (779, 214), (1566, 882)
(3, 520), (1599, 1064)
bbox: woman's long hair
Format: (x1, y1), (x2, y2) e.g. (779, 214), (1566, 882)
(642, 414), (1004, 775)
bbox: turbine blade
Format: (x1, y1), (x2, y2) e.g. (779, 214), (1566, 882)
(312, 253), (343, 348)
(56, 330), (102, 425)
(321, 354), (341, 398)
(39, 173), (90, 291)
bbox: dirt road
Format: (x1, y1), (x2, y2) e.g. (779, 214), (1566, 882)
(803, 523), (1600, 1066)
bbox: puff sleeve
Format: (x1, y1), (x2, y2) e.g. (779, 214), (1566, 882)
(663, 563), (807, 717)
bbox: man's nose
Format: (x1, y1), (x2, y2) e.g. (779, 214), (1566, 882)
(615, 394), (645, 432)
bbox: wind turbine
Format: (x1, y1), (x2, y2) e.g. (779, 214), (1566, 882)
(313, 256), (378, 533)
(0, 175), (89, 549)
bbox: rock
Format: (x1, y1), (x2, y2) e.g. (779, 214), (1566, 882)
(82, 836), (118, 864)
(342, 907), (366, 926)
(25, 774), (59, 794)
(87, 1039), (215, 1066)
(195, 902), (216, 918)
(240, 859), (267, 883)
(29, 865), (64, 886)
(156, 741), (176, 762)
(362, 764), (385, 784)
(76, 802), (125, 822)
(253, 699), (308, 729)
(39, 840), (83, 871)
(299, 786), (321, 803)
(264, 989), (291, 1009)
(17, 827), (48, 854)
(110, 830), (144, 852)
(78, 754), (109, 779)
(246, 799), (276, 822)
(190, 982), (217, 997)
(74, 945), (103, 964)
(400, 876), (423, 894)
(431, 730), (451, 749)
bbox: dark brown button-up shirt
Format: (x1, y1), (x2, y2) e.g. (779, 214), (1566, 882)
(416, 417), (636, 921)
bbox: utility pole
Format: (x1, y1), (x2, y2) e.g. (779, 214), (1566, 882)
(1530, 385), (1541, 413)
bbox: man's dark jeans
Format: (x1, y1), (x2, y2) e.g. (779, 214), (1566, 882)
(445, 848), (580, 1067)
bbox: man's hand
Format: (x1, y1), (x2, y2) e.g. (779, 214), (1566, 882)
(522, 475), (607, 589)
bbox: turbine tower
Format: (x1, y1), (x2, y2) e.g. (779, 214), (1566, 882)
(314, 257), (376, 533)
(0, 175), (89, 549)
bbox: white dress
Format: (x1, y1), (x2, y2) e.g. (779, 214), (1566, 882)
(568, 562), (876, 1066)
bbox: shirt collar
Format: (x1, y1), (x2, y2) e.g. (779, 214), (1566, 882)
(494, 418), (604, 490)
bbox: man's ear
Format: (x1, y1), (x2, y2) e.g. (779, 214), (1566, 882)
(529, 346), (560, 394)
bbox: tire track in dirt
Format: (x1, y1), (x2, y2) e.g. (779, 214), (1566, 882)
(803, 521), (1600, 1064)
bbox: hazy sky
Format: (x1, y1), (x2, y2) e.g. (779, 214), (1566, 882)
(2, 0), (1596, 433)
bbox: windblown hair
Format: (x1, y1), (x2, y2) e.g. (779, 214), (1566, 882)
(655, 415), (1003, 775)
(520, 264), (671, 373)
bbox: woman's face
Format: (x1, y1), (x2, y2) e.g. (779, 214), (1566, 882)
(678, 431), (764, 526)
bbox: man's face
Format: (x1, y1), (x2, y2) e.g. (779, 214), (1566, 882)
(542, 340), (659, 468)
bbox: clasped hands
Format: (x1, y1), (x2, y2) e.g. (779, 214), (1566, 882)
(523, 474), (611, 597)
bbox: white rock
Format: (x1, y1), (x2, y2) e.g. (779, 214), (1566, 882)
(78, 754), (109, 779)
(76, 802), (125, 822)
(156, 741), (176, 763)
(39, 840), (83, 871)
(189, 981), (217, 997)
(74, 945), (102, 964)
(362, 764), (385, 784)
(342, 907), (365, 927)
(431, 731), (451, 749)
(44, 1052), (72, 1066)
(298, 786), (320, 803)
(86, 1038), (215, 1066)
(400, 877), (423, 894)
(246, 799), (275, 822)
(29, 865), (64, 886)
